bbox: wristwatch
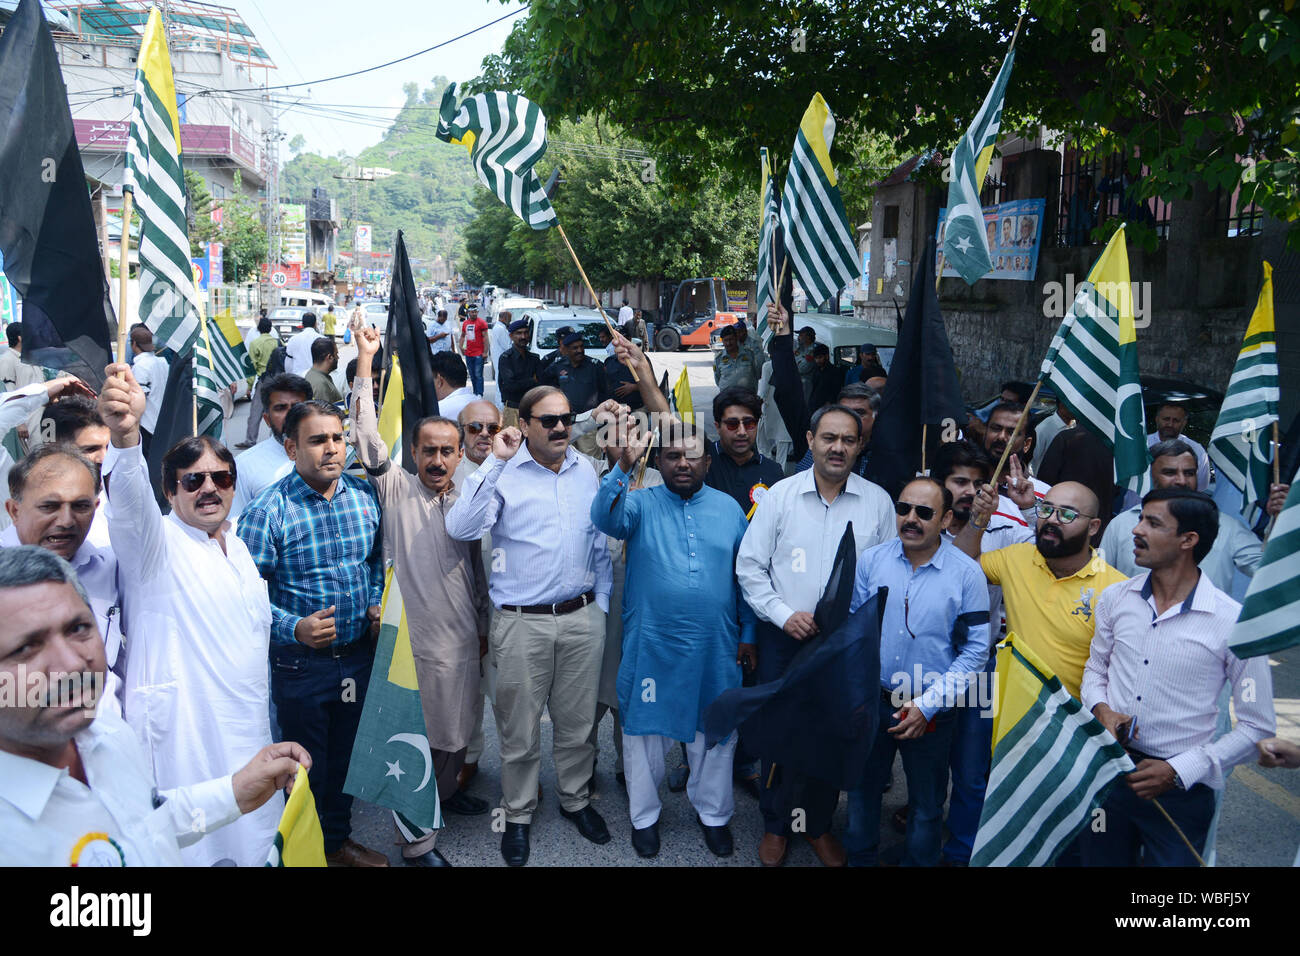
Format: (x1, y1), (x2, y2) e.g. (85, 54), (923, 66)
(1172, 770), (1186, 791)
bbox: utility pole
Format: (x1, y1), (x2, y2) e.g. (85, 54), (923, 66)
(333, 163), (374, 293)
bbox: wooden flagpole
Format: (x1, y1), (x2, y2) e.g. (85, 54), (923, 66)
(555, 221), (638, 382)
(115, 190), (134, 363)
(973, 379), (1042, 528)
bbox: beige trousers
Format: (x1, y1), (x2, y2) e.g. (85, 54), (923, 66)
(502, 406), (519, 429)
(491, 600), (605, 824)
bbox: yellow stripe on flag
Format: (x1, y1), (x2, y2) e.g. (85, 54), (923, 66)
(1086, 225), (1136, 345)
(672, 367), (694, 425)
(137, 9), (182, 149)
(210, 310), (244, 349)
(271, 765), (327, 866)
(379, 569), (418, 690)
(377, 355), (404, 459)
(1246, 260), (1275, 340)
(989, 634), (1057, 750)
(797, 93), (838, 186)
(974, 143), (996, 189)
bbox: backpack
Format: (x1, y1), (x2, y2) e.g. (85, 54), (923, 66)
(264, 344), (288, 378)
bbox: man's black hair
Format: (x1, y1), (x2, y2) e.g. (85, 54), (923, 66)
(712, 386), (763, 424)
(1141, 487), (1219, 563)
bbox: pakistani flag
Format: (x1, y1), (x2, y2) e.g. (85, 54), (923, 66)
(971, 637), (1134, 866)
(436, 83), (556, 229)
(344, 570), (443, 833)
(779, 94), (858, 309)
(756, 147), (779, 342)
(943, 49), (1015, 284)
(265, 765), (326, 867)
(1040, 225), (1149, 498)
(1230, 482), (1300, 658)
(1210, 261), (1279, 515)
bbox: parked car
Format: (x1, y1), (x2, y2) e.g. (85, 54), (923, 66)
(267, 305), (313, 342)
(526, 308), (611, 358)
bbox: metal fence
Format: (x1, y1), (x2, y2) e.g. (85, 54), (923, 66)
(1055, 149), (1171, 245)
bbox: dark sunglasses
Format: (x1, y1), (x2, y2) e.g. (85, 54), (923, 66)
(527, 413), (576, 429)
(179, 470), (235, 493)
(464, 421), (502, 436)
(895, 501), (936, 521)
(1036, 502), (1093, 524)
(720, 416), (758, 432)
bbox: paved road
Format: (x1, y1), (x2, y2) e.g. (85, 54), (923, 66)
(224, 347), (1300, 867)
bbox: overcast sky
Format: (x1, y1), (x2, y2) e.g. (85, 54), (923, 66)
(242, 0), (523, 157)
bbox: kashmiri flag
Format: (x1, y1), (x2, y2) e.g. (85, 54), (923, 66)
(343, 570), (443, 832)
(191, 265), (223, 437)
(1230, 482), (1300, 658)
(755, 147), (781, 342)
(1040, 225), (1149, 498)
(125, 7), (203, 357)
(671, 367), (694, 425)
(971, 637), (1134, 867)
(0, 0), (115, 387)
(265, 765), (326, 867)
(1209, 261), (1279, 515)
(779, 94), (859, 309)
(436, 83), (556, 230)
(943, 48), (1015, 284)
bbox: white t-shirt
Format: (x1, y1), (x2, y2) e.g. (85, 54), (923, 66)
(284, 328), (322, 376)
(132, 351), (169, 434)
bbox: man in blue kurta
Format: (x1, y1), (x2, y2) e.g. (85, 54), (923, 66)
(591, 417), (756, 859)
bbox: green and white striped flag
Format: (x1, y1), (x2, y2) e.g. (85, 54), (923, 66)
(756, 147), (778, 342)
(193, 307), (223, 438)
(436, 83), (556, 230)
(124, 8), (201, 358)
(1040, 226), (1149, 498)
(779, 93), (858, 309)
(1210, 261), (1279, 515)
(942, 49), (1015, 284)
(1230, 482), (1300, 658)
(972, 639), (1134, 867)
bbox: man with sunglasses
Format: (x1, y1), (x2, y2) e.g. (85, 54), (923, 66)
(445, 385), (613, 866)
(96, 363), (283, 867)
(738, 403), (896, 866)
(844, 477), (990, 867)
(350, 327), (490, 866)
(707, 387), (785, 520)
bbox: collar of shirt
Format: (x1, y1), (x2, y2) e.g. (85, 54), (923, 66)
(285, 467), (352, 504)
(1029, 545), (1110, 583)
(165, 509), (231, 547)
(516, 439), (580, 476)
(0, 712), (111, 820)
(886, 535), (945, 571)
(1137, 569), (1213, 621)
(794, 465), (862, 504)
(0, 524), (111, 574)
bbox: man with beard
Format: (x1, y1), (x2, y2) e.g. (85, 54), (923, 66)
(1147, 402), (1209, 491)
(97, 363), (283, 867)
(979, 401), (1047, 526)
(1081, 489), (1274, 866)
(591, 416), (754, 858)
(351, 327), (490, 866)
(230, 373), (312, 521)
(845, 477), (990, 867)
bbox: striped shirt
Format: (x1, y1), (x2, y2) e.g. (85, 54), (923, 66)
(1081, 572), (1275, 789)
(237, 470), (384, 646)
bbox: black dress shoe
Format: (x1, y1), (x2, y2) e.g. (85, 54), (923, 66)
(443, 789), (490, 815)
(615, 771), (626, 790)
(559, 804), (611, 845)
(631, 821), (660, 858)
(403, 847), (452, 867)
(734, 773), (761, 800)
(501, 822), (530, 866)
(697, 815), (734, 857)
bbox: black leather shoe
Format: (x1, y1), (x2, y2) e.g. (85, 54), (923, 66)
(559, 804), (611, 845)
(734, 773), (761, 800)
(615, 771), (626, 790)
(443, 790), (490, 815)
(631, 821), (660, 858)
(697, 815), (734, 857)
(403, 847), (452, 867)
(501, 822), (530, 866)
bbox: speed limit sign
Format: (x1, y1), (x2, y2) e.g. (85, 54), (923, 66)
(271, 270), (288, 288)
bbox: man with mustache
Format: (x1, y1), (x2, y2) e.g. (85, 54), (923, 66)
(591, 415), (754, 858)
(738, 403), (896, 867)
(1080, 489), (1275, 866)
(445, 385), (613, 866)
(230, 373), (313, 521)
(845, 476), (990, 867)
(496, 318), (540, 429)
(0, 546), (312, 866)
(96, 363), (283, 867)
(237, 400), (386, 867)
(980, 401), (1048, 525)
(350, 327), (490, 866)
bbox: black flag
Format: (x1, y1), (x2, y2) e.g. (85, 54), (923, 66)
(0, 0), (115, 388)
(383, 231), (438, 472)
(864, 235), (964, 499)
(144, 348), (192, 510)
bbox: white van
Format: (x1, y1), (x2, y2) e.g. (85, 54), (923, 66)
(279, 289), (334, 310)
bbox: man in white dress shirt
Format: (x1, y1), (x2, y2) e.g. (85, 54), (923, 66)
(431, 350), (477, 424)
(445, 385), (614, 866)
(284, 312), (322, 377)
(1148, 402), (1211, 490)
(737, 403), (896, 867)
(0, 545), (310, 867)
(1081, 488), (1275, 866)
(230, 372), (312, 521)
(98, 363), (283, 867)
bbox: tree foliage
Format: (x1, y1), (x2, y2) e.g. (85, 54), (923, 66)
(218, 171), (268, 284)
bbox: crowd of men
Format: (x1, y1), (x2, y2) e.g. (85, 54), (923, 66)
(0, 298), (1296, 868)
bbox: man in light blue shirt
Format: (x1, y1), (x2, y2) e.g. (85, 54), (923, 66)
(844, 476), (991, 867)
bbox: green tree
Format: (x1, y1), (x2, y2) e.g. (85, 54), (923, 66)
(218, 171), (267, 284)
(184, 169), (219, 257)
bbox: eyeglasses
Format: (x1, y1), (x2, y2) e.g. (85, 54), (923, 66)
(895, 501), (936, 521)
(179, 470), (235, 493)
(463, 421), (502, 436)
(720, 416), (758, 432)
(1036, 502), (1094, 524)
(526, 412), (577, 429)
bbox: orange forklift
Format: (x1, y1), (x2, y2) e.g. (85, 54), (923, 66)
(651, 277), (744, 351)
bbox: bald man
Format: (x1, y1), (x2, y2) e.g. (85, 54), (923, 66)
(953, 465), (1129, 865)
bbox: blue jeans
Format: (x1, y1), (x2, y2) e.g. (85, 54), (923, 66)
(1078, 778), (1215, 866)
(466, 355), (484, 395)
(846, 697), (955, 866)
(271, 641), (374, 854)
(942, 658), (996, 864)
